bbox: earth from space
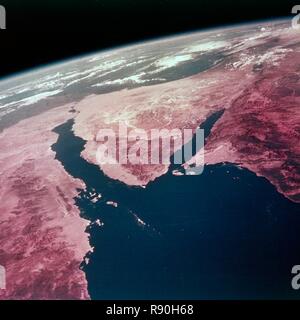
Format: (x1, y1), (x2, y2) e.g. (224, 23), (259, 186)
(0, 19), (300, 300)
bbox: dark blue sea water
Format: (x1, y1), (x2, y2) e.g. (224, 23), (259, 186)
(52, 114), (300, 300)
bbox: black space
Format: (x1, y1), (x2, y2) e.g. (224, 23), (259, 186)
(0, 0), (296, 78)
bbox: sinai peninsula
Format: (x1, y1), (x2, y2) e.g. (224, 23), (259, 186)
(0, 20), (300, 299)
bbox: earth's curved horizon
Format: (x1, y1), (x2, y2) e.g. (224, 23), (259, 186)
(0, 18), (300, 299)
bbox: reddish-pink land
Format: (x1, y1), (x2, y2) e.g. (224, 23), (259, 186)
(73, 63), (255, 185)
(192, 50), (300, 203)
(0, 105), (91, 300)
(1, 22), (300, 300)
(73, 26), (300, 203)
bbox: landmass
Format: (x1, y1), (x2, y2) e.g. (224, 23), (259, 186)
(72, 27), (300, 203)
(187, 49), (300, 203)
(0, 105), (90, 299)
(0, 21), (299, 300)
